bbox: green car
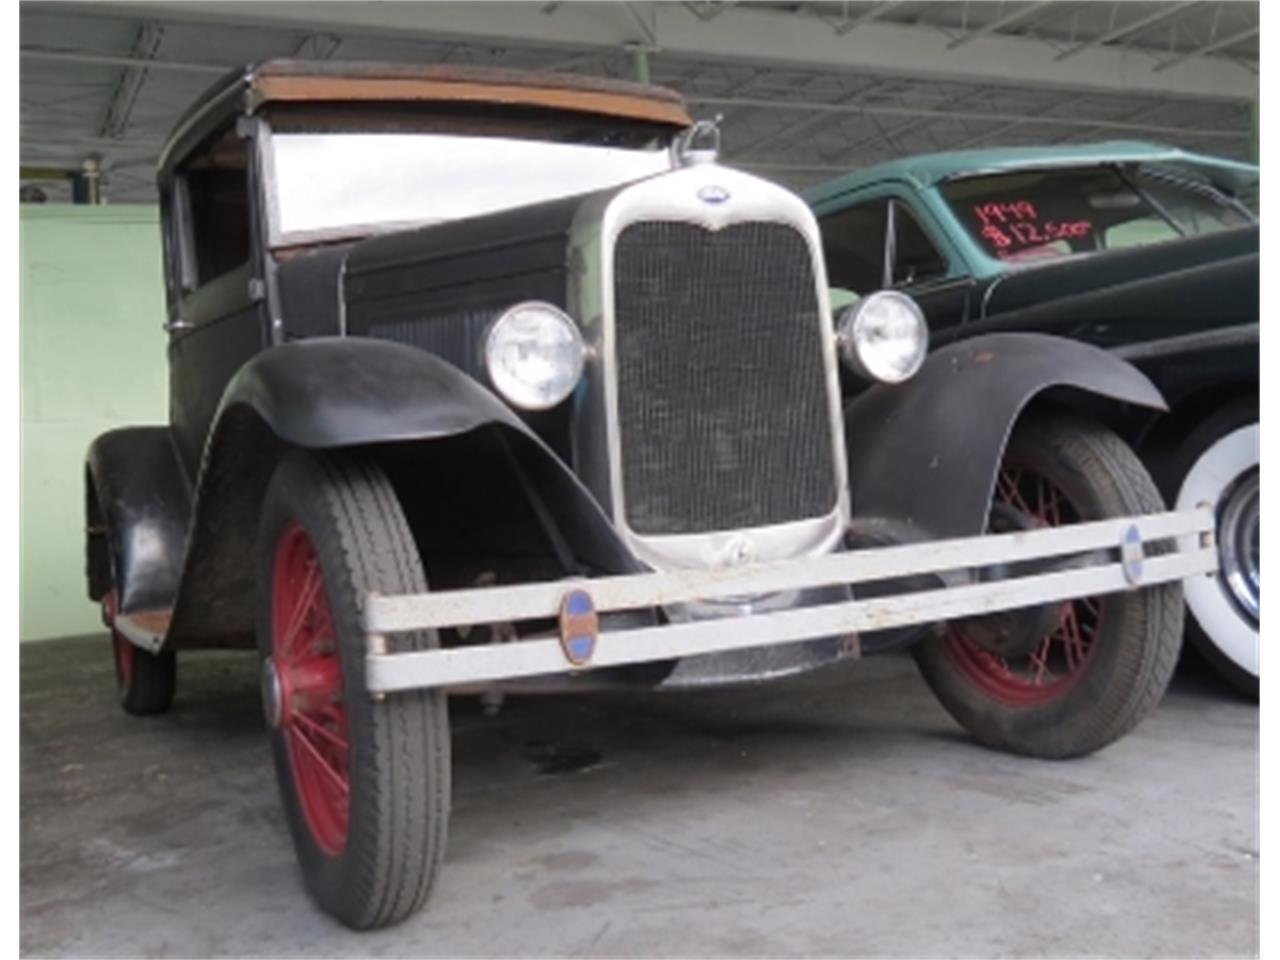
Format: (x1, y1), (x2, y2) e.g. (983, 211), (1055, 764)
(808, 141), (1259, 695)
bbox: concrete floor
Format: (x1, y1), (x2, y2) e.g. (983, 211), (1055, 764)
(21, 635), (1257, 958)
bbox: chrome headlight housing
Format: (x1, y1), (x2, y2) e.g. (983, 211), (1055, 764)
(484, 301), (586, 410)
(836, 290), (929, 384)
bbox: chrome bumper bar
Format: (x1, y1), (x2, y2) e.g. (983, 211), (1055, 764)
(363, 508), (1216, 694)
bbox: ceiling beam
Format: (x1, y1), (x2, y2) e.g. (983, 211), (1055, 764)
(97, 21), (164, 139)
(681, 1), (736, 23)
(1153, 24), (1259, 73)
(686, 95), (1248, 141)
(21, 135), (165, 153)
(1055, 2), (1202, 62)
(22, 46), (226, 73)
(38, 1), (1257, 101)
(737, 160), (859, 174)
(293, 32), (342, 60)
(825, 1), (901, 36)
(827, 85), (995, 156)
(726, 78), (897, 158)
(948, 117), (1029, 150)
(946, 1), (1054, 50)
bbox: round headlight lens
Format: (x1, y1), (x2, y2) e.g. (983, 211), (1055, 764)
(837, 290), (929, 384)
(484, 302), (586, 410)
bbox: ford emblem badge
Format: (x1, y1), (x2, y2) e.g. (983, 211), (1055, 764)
(698, 184), (730, 205)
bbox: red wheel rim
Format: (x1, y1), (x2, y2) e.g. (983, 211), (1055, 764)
(944, 464), (1103, 706)
(104, 590), (134, 689)
(271, 521), (350, 856)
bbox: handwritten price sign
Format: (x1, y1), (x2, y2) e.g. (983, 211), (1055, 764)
(972, 200), (1093, 255)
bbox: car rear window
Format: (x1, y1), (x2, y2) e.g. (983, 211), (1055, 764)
(939, 166), (1250, 265)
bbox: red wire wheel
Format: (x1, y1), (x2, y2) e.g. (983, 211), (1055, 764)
(913, 416), (1183, 759)
(257, 451), (450, 929)
(942, 463), (1102, 706)
(269, 521), (350, 857)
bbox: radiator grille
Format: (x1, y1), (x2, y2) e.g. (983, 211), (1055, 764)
(613, 221), (838, 536)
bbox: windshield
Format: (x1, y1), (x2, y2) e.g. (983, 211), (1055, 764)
(268, 132), (673, 244)
(939, 166), (1252, 266)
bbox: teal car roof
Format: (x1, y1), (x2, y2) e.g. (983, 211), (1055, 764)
(805, 141), (1259, 205)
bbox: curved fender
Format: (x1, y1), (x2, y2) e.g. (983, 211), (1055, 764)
(85, 427), (191, 613)
(221, 336), (532, 447)
(844, 333), (1166, 541)
(162, 338), (637, 649)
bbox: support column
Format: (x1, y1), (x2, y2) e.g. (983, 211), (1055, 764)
(625, 43), (652, 84)
(71, 156), (102, 205)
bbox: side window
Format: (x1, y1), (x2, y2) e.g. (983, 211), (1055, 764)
(174, 128), (252, 292)
(818, 199), (888, 294)
(889, 201), (948, 286)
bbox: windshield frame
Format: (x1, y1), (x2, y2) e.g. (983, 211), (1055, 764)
(257, 115), (678, 249)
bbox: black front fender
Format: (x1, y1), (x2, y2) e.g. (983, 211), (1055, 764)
(845, 333), (1166, 540)
(162, 338), (634, 649)
(220, 337), (531, 448)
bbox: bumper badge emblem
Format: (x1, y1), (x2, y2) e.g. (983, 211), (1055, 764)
(558, 589), (599, 666)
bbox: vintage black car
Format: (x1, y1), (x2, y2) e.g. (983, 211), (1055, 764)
(808, 143), (1259, 694)
(86, 63), (1215, 929)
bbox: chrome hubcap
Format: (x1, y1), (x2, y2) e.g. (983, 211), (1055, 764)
(1218, 469), (1260, 623)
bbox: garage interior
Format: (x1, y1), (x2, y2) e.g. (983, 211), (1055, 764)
(20, 2), (1258, 956)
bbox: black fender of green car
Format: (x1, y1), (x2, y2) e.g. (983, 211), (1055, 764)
(87, 337), (641, 650)
(844, 332), (1167, 542)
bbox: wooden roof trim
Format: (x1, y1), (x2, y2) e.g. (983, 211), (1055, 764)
(252, 75), (693, 128)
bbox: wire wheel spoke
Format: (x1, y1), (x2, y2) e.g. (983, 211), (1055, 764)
(947, 459), (1104, 705)
(997, 468), (1032, 516)
(1035, 476), (1064, 527)
(1059, 604), (1090, 673)
(282, 559), (324, 659)
(291, 706), (350, 757)
(272, 521), (350, 855)
(288, 718), (350, 797)
(1027, 634), (1053, 685)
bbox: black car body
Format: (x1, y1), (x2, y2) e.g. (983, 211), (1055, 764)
(83, 65), (1214, 928)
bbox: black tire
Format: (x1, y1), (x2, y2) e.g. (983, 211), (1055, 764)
(112, 630), (176, 716)
(1167, 399), (1259, 699)
(914, 415), (1183, 759)
(104, 592), (176, 716)
(256, 450), (450, 930)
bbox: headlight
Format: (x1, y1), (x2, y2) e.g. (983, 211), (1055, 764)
(484, 302), (586, 410)
(835, 290), (928, 384)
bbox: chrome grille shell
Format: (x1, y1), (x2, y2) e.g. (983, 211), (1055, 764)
(569, 164), (850, 572)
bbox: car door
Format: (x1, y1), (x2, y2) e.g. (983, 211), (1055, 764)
(161, 122), (270, 480)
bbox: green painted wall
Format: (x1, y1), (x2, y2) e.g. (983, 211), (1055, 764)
(20, 205), (168, 641)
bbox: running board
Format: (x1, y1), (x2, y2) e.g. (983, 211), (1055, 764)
(362, 508), (1216, 695)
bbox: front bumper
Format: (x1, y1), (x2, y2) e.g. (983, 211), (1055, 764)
(362, 508), (1216, 694)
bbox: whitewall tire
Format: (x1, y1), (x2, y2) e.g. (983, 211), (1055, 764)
(1176, 422), (1259, 683)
